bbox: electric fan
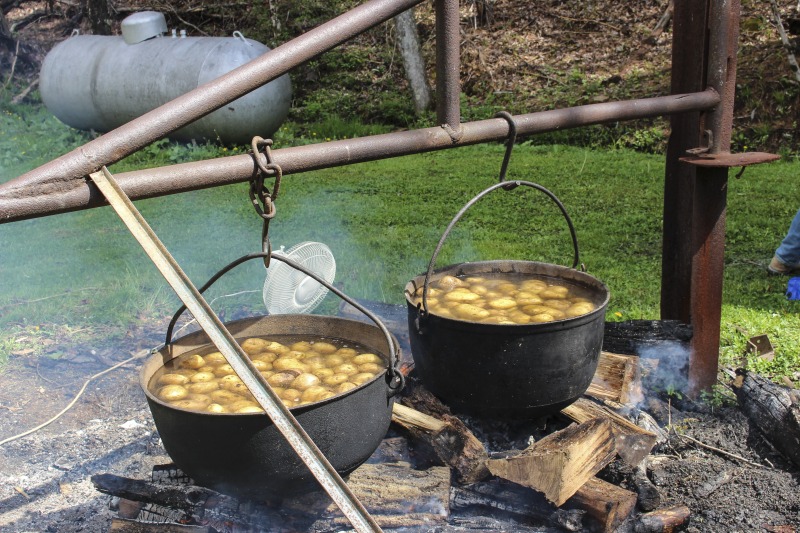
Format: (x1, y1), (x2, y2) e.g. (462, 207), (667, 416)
(263, 242), (336, 314)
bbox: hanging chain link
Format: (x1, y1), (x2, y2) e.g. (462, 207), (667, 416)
(249, 136), (283, 267)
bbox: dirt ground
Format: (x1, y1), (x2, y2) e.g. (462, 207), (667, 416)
(1, 332), (799, 532)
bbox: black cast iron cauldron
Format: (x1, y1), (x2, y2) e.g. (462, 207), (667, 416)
(141, 253), (403, 499)
(404, 181), (610, 419)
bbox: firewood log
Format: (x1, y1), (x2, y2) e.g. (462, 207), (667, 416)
(634, 505), (691, 533)
(562, 398), (658, 466)
(486, 418), (616, 506)
(732, 369), (800, 468)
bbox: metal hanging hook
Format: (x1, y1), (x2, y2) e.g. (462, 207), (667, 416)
(495, 111), (518, 190)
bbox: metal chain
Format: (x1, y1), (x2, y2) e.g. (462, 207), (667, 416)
(249, 136), (283, 267)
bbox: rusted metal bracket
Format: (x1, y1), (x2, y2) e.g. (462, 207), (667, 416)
(88, 165), (382, 533)
(679, 151), (780, 178)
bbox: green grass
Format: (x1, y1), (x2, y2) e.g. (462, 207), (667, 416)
(1, 102), (799, 379)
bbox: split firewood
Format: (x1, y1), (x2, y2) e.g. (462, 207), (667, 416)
(391, 402), (490, 483)
(634, 505), (691, 533)
(486, 418), (616, 506)
(732, 369), (800, 468)
(562, 398), (658, 466)
(565, 477), (638, 533)
(586, 351), (642, 405)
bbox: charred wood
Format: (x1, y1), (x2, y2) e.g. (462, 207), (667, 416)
(450, 478), (584, 532)
(634, 505), (691, 533)
(562, 398), (658, 466)
(732, 369), (800, 468)
(632, 466), (661, 512)
(602, 320), (692, 356)
(565, 477), (637, 533)
(486, 418), (616, 506)
(109, 519), (212, 532)
(394, 390), (491, 483)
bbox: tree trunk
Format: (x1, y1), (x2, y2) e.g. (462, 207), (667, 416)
(86, 0), (111, 35)
(394, 8), (432, 115)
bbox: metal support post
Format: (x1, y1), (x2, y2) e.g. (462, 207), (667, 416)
(435, 0), (461, 129)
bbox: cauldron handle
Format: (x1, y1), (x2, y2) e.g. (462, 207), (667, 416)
(165, 252), (403, 392)
(419, 180), (580, 316)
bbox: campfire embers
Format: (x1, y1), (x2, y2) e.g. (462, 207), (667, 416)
(92, 345), (692, 532)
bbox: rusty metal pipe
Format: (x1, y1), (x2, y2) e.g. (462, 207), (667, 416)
(0, 90), (720, 223)
(435, 0), (461, 128)
(4, 0), (426, 194)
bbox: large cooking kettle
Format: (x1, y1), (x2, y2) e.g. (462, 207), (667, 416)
(405, 181), (610, 419)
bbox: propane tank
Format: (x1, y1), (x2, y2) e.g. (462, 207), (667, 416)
(39, 12), (292, 145)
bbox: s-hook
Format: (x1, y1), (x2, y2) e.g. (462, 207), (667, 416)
(495, 111), (518, 189)
(250, 136), (283, 267)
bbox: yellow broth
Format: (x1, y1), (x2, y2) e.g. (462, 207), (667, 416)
(413, 272), (599, 324)
(149, 335), (387, 414)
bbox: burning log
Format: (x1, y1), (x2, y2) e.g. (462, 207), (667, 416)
(732, 369), (800, 468)
(486, 418), (616, 506)
(565, 477), (638, 533)
(587, 351), (643, 406)
(562, 398), (658, 466)
(393, 392), (491, 484)
(94, 462), (451, 531)
(450, 478), (585, 531)
(634, 505), (691, 533)
(602, 320), (692, 356)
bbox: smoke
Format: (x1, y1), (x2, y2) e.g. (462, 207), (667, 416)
(637, 340), (692, 396)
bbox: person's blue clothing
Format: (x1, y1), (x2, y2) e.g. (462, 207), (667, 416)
(775, 209), (800, 268)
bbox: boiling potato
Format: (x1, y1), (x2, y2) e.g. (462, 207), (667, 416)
(335, 382), (358, 393)
(251, 360), (272, 371)
(315, 368), (335, 378)
(210, 389), (243, 404)
(240, 337), (271, 354)
(543, 299), (572, 310)
(281, 388), (302, 402)
(268, 371), (301, 388)
(291, 373), (321, 391)
(190, 371), (215, 383)
(310, 342), (337, 354)
(540, 286), (570, 299)
(273, 357), (309, 373)
(335, 348), (358, 358)
(228, 400), (259, 412)
(530, 313), (556, 323)
(188, 381), (219, 394)
(253, 352), (278, 364)
(180, 354), (205, 370)
(203, 352), (227, 365)
(157, 373), (189, 386)
(185, 393), (212, 407)
(263, 341), (290, 354)
(352, 353), (382, 365)
(158, 384), (188, 402)
(207, 403), (228, 413)
(301, 386), (330, 403)
(444, 289), (481, 303)
(170, 399), (209, 411)
(291, 341), (312, 352)
(565, 302), (595, 317)
(236, 405), (264, 414)
(213, 364), (236, 377)
(351, 372), (377, 385)
(436, 275), (465, 290)
(454, 303), (491, 321)
(334, 363), (359, 376)
(488, 297), (517, 310)
(358, 362), (382, 374)
(323, 373), (350, 386)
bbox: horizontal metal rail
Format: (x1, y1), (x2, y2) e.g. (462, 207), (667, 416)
(0, 89), (719, 223)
